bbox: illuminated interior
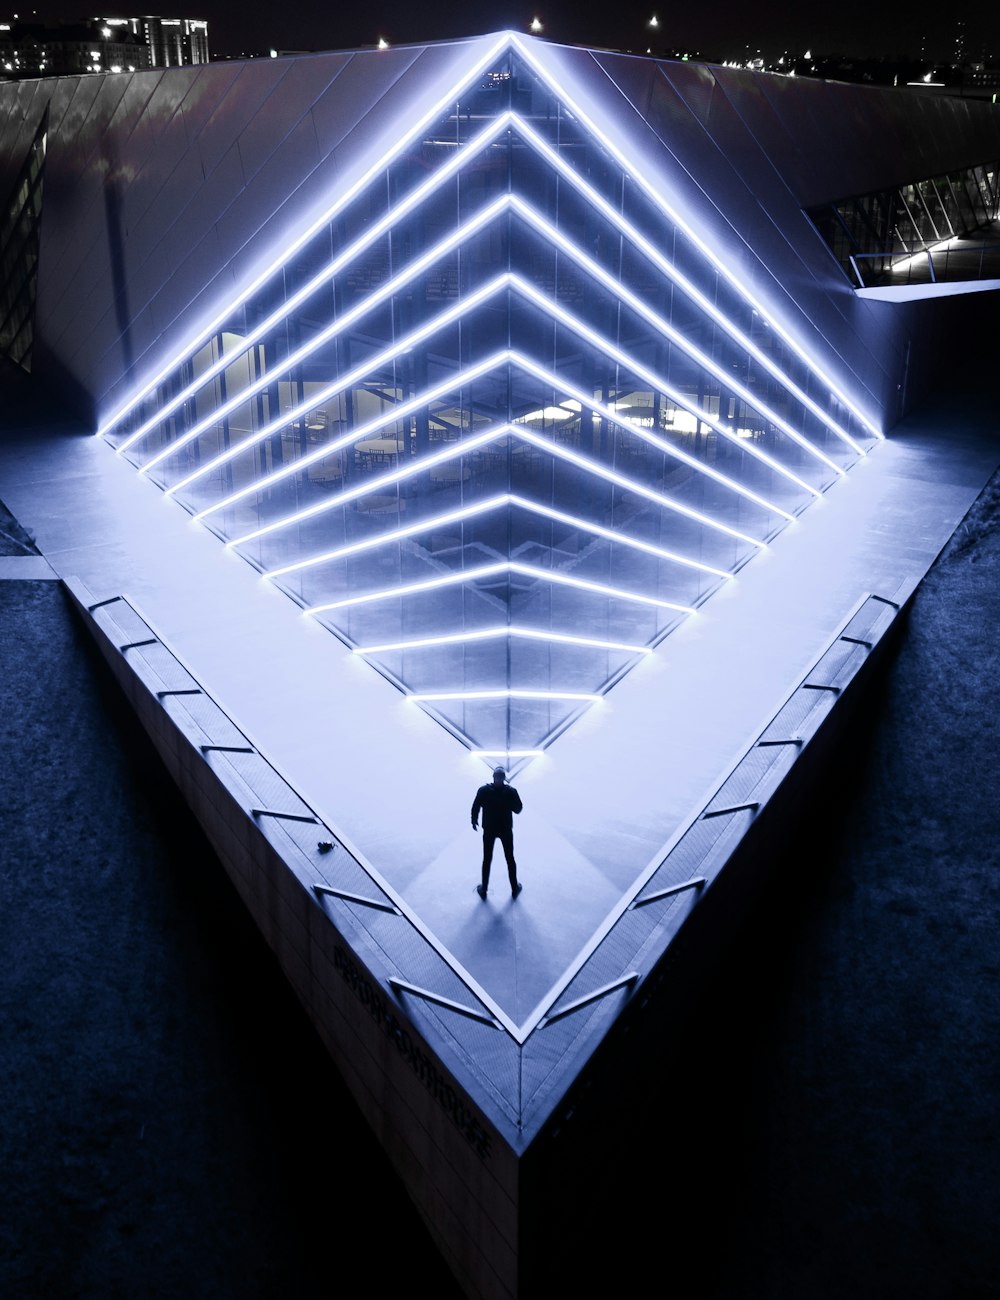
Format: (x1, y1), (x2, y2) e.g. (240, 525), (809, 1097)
(98, 38), (881, 760)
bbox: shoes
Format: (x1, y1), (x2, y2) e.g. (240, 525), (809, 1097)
(476, 884), (487, 900)
(511, 882), (523, 898)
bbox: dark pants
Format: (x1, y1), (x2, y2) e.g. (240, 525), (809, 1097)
(482, 829), (517, 891)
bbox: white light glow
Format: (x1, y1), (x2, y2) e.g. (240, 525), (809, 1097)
(352, 625), (653, 655)
(113, 123), (514, 457)
(511, 353), (793, 528)
(308, 562), (508, 612)
(409, 689), (601, 701)
(305, 560), (695, 615)
(96, 32), (516, 438)
(891, 235), (963, 275)
(263, 490), (729, 583)
(224, 422), (504, 547)
(509, 106), (878, 446)
(228, 373), (767, 555)
(262, 496), (511, 579)
(148, 266), (507, 484)
(506, 494), (732, 578)
(102, 54), (880, 459)
(511, 273), (823, 501)
(508, 194), (846, 479)
(195, 355), (508, 521)
(187, 248), (804, 531)
(470, 749), (544, 757)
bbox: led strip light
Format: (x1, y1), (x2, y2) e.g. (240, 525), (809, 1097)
(261, 492), (732, 583)
(506, 194), (847, 477)
(409, 689), (601, 702)
(510, 35), (883, 441)
(166, 235), (817, 516)
(123, 163), (515, 465)
(96, 31), (515, 439)
(304, 560), (696, 615)
(185, 315), (799, 533)
(189, 356), (509, 518)
(224, 411), (768, 552)
(145, 273), (507, 482)
(352, 625), (653, 655)
(510, 274), (825, 499)
(101, 41), (878, 463)
(119, 176), (842, 499)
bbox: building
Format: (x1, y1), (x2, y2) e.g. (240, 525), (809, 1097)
(0, 33), (998, 1298)
(0, 14), (208, 79)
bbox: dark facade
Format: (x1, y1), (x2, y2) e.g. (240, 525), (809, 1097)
(1, 34), (998, 1299)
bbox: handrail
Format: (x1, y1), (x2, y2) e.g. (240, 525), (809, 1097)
(850, 240), (1000, 288)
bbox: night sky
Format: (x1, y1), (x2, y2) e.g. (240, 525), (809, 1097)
(6, 1), (999, 66)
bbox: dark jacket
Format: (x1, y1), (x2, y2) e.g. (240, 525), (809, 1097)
(472, 782), (523, 834)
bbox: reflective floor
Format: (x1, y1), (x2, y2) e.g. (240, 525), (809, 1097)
(0, 382), (997, 1028)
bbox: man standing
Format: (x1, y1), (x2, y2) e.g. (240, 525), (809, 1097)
(471, 766), (523, 900)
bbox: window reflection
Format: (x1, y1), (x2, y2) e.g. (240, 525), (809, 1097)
(103, 50), (880, 755)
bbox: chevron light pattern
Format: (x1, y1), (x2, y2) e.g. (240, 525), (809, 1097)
(98, 37), (881, 762)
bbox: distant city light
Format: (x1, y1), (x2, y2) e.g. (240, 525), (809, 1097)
(530, 17), (542, 32)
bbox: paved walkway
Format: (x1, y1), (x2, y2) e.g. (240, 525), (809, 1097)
(0, 390), (996, 1026)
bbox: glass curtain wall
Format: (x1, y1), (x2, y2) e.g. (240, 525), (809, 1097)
(810, 162), (1000, 286)
(101, 49), (877, 759)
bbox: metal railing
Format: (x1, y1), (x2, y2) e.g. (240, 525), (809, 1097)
(850, 239), (1000, 288)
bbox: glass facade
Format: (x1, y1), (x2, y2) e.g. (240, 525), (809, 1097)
(808, 162), (1000, 285)
(100, 49), (879, 759)
(0, 109), (46, 371)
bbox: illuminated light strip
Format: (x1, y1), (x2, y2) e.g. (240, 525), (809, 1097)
(510, 561), (694, 612)
(187, 239), (804, 525)
(224, 425), (503, 545)
(219, 323), (792, 547)
(514, 425), (764, 547)
(96, 32), (515, 438)
(505, 494), (732, 580)
(509, 111), (876, 449)
(510, 276), (823, 501)
(508, 195), (845, 479)
(189, 349), (510, 516)
(510, 351), (797, 524)
(308, 561), (507, 611)
(262, 495), (510, 579)
(154, 180), (831, 502)
(304, 560), (695, 614)
(229, 400), (766, 554)
(510, 39), (883, 441)
(146, 267), (508, 482)
(117, 155), (515, 458)
(409, 689), (601, 702)
(100, 39), (878, 454)
(470, 749), (544, 758)
(352, 625), (653, 655)
(263, 490), (729, 583)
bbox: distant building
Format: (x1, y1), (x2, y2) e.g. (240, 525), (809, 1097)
(0, 14), (208, 78)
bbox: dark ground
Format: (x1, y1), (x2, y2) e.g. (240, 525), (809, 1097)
(1, 417), (999, 1297)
